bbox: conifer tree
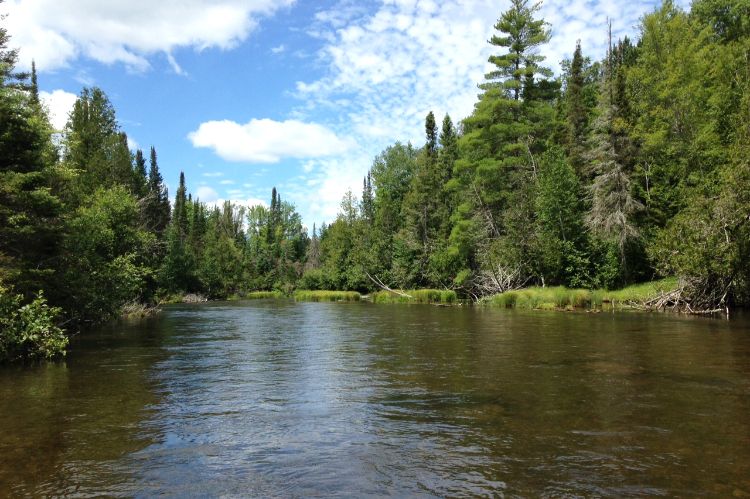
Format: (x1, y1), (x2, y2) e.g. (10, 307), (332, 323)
(482, 0), (552, 99)
(174, 171), (189, 240)
(133, 149), (148, 197)
(566, 41), (587, 174)
(361, 172), (374, 223)
(30, 60), (38, 105)
(144, 146), (170, 236)
(586, 40), (642, 281)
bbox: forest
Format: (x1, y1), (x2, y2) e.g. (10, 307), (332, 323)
(1, 0), (749, 361)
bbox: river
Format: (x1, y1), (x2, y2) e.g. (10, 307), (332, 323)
(1, 300), (749, 496)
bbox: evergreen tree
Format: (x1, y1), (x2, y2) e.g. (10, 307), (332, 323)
(0, 29), (61, 296)
(566, 41), (587, 174)
(30, 60), (38, 105)
(438, 114), (458, 184)
(482, 0), (552, 100)
(451, 0), (556, 288)
(585, 40), (642, 282)
(144, 146), (170, 236)
(133, 148), (148, 197)
(361, 172), (374, 223)
(174, 171), (189, 239)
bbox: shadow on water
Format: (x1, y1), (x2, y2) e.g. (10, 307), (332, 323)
(1, 301), (749, 496)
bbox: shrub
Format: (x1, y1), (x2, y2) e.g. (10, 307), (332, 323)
(0, 287), (68, 363)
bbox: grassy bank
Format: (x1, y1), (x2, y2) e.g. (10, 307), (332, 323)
(484, 278), (678, 311)
(371, 289), (458, 304)
(243, 291), (285, 300)
(293, 290), (361, 302)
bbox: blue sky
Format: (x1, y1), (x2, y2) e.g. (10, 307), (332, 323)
(4, 0), (688, 227)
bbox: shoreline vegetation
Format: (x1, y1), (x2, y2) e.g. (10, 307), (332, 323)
(159, 278), (696, 313)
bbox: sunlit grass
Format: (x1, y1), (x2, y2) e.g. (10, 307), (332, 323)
(485, 278), (677, 311)
(371, 289), (458, 304)
(293, 290), (361, 302)
(244, 291), (285, 300)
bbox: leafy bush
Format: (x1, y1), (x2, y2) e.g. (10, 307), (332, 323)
(0, 287), (67, 362)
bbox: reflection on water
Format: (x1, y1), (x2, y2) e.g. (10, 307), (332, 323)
(1, 302), (749, 496)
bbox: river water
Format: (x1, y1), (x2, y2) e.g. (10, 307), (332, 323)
(1, 300), (749, 496)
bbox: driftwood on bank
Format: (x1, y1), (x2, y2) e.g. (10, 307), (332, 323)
(631, 279), (730, 318)
(365, 272), (413, 299)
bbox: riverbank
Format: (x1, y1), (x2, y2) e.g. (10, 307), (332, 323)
(483, 278), (679, 311)
(152, 278), (697, 314)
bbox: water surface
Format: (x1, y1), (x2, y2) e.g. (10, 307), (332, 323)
(2, 301), (750, 496)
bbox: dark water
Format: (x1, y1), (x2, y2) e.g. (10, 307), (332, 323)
(2, 301), (750, 497)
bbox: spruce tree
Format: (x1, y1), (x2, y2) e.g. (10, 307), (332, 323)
(30, 60), (39, 105)
(144, 146), (170, 236)
(133, 149), (148, 197)
(566, 41), (587, 174)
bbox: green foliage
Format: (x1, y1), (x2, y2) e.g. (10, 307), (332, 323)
(371, 289), (457, 304)
(57, 187), (154, 324)
(293, 290), (361, 302)
(485, 278), (677, 310)
(245, 291), (285, 300)
(0, 286), (67, 362)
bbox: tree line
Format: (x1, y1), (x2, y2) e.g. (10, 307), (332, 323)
(1, 0), (749, 361)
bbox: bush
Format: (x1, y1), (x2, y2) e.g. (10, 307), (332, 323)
(0, 287), (68, 363)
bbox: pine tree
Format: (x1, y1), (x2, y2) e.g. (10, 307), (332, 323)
(133, 149), (148, 197)
(566, 41), (587, 174)
(482, 0), (552, 100)
(450, 0), (556, 289)
(30, 60), (39, 105)
(174, 171), (189, 239)
(438, 114), (458, 184)
(361, 172), (374, 223)
(0, 29), (61, 296)
(144, 146), (170, 236)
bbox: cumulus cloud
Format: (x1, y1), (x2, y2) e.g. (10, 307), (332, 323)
(188, 118), (352, 163)
(3, 0), (295, 71)
(195, 186), (219, 203)
(39, 89), (77, 131)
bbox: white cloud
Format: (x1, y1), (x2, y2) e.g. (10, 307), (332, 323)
(202, 172), (224, 177)
(3, 0), (295, 71)
(127, 136), (139, 151)
(271, 44), (286, 54)
(220, 179), (235, 185)
(39, 89), (77, 131)
(188, 118), (351, 163)
(195, 186), (219, 203)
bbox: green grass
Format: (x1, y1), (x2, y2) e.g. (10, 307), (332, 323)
(371, 289), (458, 304)
(244, 291), (285, 300)
(293, 290), (361, 302)
(485, 278), (677, 311)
